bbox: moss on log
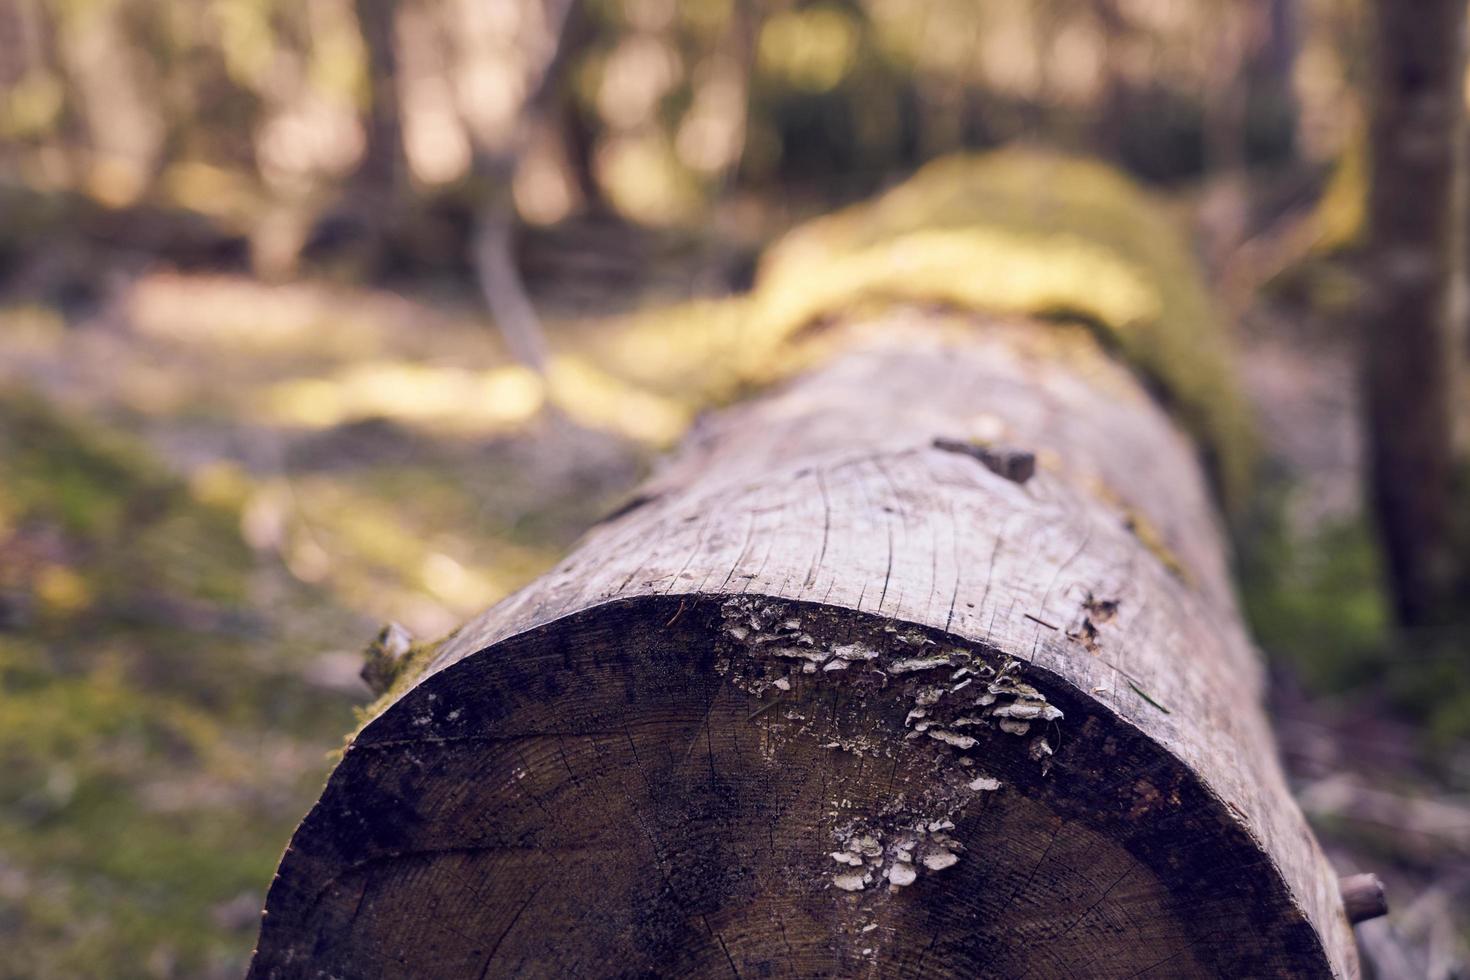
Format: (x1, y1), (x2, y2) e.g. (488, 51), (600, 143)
(601, 150), (1254, 510)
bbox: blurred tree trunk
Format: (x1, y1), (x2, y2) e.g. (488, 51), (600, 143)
(296, 0), (409, 279)
(19, 0), (94, 185)
(1089, 0), (1130, 162)
(1253, 0), (1298, 129)
(350, 0), (407, 194)
(467, 0), (578, 375)
(1203, 6), (1249, 178)
(555, 2), (603, 214)
(1363, 0), (1467, 625)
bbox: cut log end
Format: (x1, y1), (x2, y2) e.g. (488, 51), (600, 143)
(250, 596), (1337, 978)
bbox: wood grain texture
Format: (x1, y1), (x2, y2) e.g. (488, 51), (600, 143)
(249, 310), (1356, 978)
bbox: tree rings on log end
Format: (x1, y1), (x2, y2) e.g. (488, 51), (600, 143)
(249, 595), (1338, 979)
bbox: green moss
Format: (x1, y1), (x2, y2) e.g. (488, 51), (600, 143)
(757, 149), (1256, 509)
(1312, 131), (1368, 254)
(1240, 483), (1470, 744)
(0, 392), (257, 611)
(1240, 505), (1391, 692)
(1121, 508), (1193, 586)
(601, 149), (1255, 510)
(346, 634), (443, 748)
(0, 392), (162, 538)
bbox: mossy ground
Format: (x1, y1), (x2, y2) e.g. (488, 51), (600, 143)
(0, 393), (352, 978)
(0, 278), (647, 977)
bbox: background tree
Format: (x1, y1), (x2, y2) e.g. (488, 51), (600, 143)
(1362, 0), (1467, 626)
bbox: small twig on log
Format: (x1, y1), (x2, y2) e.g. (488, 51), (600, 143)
(932, 437), (1037, 484)
(361, 622), (416, 697)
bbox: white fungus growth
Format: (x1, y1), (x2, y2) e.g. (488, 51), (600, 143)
(718, 597), (1067, 901)
(774, 646), (828, 664)
(922, 851), (959, 871)
(992, 703), (1044, 720)
(927, 730), (977, 749)
(891, 655), (954, 674)
(831, 643), (878, 661)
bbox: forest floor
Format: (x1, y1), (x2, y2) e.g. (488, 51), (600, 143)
(0, 257), (669, 977)
(1235, 306), (1470, 978)
(0, 205), (1467, 977)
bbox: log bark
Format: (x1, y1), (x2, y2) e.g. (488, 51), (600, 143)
(249, 312), (1358, 978)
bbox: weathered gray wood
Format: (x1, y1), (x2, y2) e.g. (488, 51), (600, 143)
(249, 311), (1357, 978)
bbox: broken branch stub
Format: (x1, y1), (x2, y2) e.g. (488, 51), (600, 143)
(1340, 873), (1389, 925)
(359, 621), (415, 697)
(249, 313), (1357, 978)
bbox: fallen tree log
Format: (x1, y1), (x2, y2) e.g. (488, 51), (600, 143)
(249, 154), (1361, 978)
(249, 157), (1352, 975)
